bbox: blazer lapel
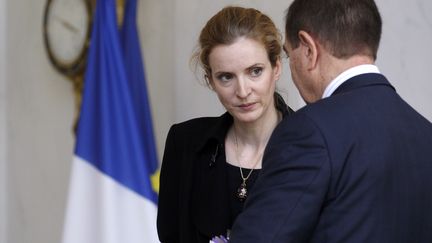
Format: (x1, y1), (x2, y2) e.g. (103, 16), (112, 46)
(191, 114), (233, 238)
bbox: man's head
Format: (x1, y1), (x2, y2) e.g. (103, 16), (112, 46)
(286, 0), (382, 60)
(283, 0), (382, 103)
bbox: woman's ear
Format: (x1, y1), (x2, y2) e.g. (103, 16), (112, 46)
(298, 30), (319, 70)
(273, 58), (282, 81)
(206, 74), (215, 90)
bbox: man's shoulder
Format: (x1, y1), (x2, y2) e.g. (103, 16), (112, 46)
(276, 95), (360, 139)
(291, 98), (344, 122)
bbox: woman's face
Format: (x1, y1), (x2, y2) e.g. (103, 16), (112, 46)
(208, 37), (281, 124)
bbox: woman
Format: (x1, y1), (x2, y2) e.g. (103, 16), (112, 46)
(157, 6), (293, 242)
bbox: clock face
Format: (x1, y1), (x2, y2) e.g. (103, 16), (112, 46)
(44, 0), (91, 75)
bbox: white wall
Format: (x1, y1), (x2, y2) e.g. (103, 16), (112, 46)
(6, 0), (75, 242)
(1, 1), (431, 243)
(138, 0), (175, 161)
(376, 0), (432, 120)
(0, 0), (7, 242)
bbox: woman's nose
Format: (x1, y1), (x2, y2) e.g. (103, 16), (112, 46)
(235, 77), (251, 98)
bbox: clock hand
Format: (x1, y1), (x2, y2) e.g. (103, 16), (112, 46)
(53, 15), (79, 33)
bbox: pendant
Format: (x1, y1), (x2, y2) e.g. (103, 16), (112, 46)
(237, 181), (248, 201)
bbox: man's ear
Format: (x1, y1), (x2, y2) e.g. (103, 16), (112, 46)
(298, 30), (319, 70)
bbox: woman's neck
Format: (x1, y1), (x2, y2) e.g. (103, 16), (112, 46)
(226, 106), (281, 169)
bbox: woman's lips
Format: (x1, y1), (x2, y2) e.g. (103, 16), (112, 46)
(238, 102), (256, 111)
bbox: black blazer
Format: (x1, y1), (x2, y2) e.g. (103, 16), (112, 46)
(157, 113), (231, 243)
(230, 73), (432, 242)
(157, 94), (293, 243)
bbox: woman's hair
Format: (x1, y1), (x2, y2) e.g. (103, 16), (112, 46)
(192, 6), (282, 87)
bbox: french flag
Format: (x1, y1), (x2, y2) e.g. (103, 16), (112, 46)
(61, 0), (160, 242)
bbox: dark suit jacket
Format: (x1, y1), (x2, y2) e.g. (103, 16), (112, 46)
(230, 73), (432, 243)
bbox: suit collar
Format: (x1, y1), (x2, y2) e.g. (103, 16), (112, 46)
(332, 73), (395, 96)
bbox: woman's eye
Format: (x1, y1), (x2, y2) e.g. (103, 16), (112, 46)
(250, 67), (263, 77)
(217, 73), (233, 83)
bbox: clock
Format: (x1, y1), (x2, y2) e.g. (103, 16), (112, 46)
(43, 0), (92, 76)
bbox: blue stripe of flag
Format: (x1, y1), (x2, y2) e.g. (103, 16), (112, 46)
(120, 0), (159, 177)
(75, 0), (158, 204)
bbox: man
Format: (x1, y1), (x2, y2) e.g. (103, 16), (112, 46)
(229, 0), (432, 242)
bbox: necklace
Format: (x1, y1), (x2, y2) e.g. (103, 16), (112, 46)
(233, 128), (262, 202)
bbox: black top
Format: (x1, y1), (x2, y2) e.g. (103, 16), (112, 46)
(157, 93), (293, 243)
(192, 161), (261, 242)
(227, 163), (260, 228)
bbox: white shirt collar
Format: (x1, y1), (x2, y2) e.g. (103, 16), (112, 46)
(322, 64), (380, 98)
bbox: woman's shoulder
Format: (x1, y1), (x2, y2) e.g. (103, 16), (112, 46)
(274, 92), (295, 117)
(172, 115), (225, 130)
(168, 112), (231, 138)
(164, 113), (231, 155)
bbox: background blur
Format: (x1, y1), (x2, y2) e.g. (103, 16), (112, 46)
(0, 0), (431, 242)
